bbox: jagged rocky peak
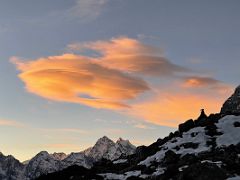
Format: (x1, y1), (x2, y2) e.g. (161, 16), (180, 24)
(0, 152), (16, 161)
(117, 137), (123, 141)
(86, 136), (136, 161)
(116, 137), (125, 143)
(32, 151), (51, 159)
(116, 137), (136, 148)
(0, 152), (25, 180)
(60, 152), (93, 169)
(81, 147), (92, 156)
(94, 135), (115, 148)
(51, 152), (67, 160)
(98, 135), (114, 143)
(25, 151), (60, 179)
(87, 136), (115, 161)
(221, 85), (240, 115)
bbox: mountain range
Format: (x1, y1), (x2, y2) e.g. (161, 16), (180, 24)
(0, 137), (136, 180)
(1, 85), (240, 180)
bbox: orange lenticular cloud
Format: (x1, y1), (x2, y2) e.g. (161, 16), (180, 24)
(11, 54), (149, 109)
(11, 37), (233, 126)
(131, 90), (232, 127)
(12, 37), (189, 110)
(68, 37), (189, 76)
(67, 37), (159, 57)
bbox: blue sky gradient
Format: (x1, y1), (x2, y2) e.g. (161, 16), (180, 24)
(0, 0), (239, 161)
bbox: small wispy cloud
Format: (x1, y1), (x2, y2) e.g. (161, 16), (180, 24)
(67, 0), (109, 21)
(0, 119), (25, 128)
(182, 76), (222, 88)
(134, 123), (155, 129)
(104, 128), (125, 134)
(137, 34), (162, 41)
(39, 128), (89, 135)
(181, 76), (233, 94)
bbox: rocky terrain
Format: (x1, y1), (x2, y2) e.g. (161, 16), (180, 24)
(37, 85), (240, 180)
(0, 153), (25, 180)
(221, 85), (240, 115)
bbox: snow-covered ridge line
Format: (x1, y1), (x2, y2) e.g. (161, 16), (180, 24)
(0, 136), (136, 180)
(139, 115), (240, 167)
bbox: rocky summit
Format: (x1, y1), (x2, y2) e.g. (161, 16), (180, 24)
(221, 85), (240, 115)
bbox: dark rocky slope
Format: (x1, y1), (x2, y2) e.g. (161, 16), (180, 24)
(37, 85), (240, 180)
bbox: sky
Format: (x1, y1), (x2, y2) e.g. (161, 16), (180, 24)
(0, 0), (240, 162)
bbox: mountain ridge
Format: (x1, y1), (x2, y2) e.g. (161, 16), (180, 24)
(0, 136), (136, 180)
(37, 85), (240, 180)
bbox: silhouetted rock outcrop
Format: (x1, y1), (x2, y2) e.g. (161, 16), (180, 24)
(221, 85), (240, 115)
(178, 119), (195, 133)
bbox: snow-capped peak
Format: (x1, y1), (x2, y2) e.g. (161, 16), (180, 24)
(97, 136), (115, 144)
(86, 136), (115, 161)
(85, 136), (136, 161)
(0, 152), (25, 180)
(60, 152), (93, 169)
(81, 147), (92, 156)
(39, 150), (49, 155)
(116, 138), (136, 152)
(25, 151), (60, 179)
(51, 152), (67, 161)
(117, 137), (124, 142)
(116, 137), (132, 146)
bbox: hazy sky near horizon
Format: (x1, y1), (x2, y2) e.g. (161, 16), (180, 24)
(0, 0), (240, 161)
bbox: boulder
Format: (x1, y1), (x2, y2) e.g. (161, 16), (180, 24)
(178, 119), (195, 133)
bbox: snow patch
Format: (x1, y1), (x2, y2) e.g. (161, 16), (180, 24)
(216, 115), (240, 147)
(99, 170), (141, 180)
(152, 167), (165, 176)
(139, 127), (210, 166)
(227, 176), (240, 180)
(178, 165), (189, 172)
(113, 159), (128, 164)
(201, 160), (223, 168)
